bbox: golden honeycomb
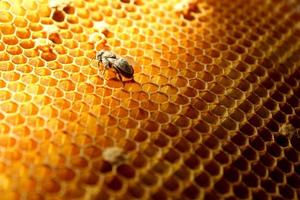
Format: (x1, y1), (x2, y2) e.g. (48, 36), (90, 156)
(0, 0), (300, 199)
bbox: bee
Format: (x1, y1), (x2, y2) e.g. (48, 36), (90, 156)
(102, 147), (127, 164)
(94, 50), (134, 84)
(280, 123), (299, 139)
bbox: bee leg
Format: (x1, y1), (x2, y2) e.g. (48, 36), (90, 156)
(100, 60), (110, 78)
(117, 72), (124, 86)
(102, 68), (107, 76)
(103, 59), (110, 69)
(97, 61), (105, 77)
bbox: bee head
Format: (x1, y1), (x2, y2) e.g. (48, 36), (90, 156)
(96, 50), (105, 61)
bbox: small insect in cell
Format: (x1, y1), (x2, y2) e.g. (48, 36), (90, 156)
(93, 50), (134, 85)
(102, 147), (127, 165)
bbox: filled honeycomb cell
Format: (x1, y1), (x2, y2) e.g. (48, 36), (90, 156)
(0, 0), (300, 199)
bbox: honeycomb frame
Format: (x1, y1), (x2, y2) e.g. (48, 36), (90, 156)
(0, 0), (300, 199)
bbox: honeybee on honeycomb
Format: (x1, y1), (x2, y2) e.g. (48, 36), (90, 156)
(90, 50), (134, 86)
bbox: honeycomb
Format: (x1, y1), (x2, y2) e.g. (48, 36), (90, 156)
(0, 0), (300, 199)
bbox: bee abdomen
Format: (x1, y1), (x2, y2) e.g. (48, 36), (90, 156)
(114, 58), (134, 78)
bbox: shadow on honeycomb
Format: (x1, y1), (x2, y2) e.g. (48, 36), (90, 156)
(0, 0), (300, 199)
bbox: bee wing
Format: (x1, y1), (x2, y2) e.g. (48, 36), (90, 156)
(123, 55), (136, 68)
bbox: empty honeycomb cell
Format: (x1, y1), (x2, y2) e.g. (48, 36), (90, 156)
(252, 163), (267, 177)
(0, 124), (10, 134)
(194, 171), (211, 188)
(28, 116), (45, 128)
(0, 136), (16, 148)
(64, 187), (86, 199)
(222, 118), (238, 131)
(256, 107), (270, 119)
(80, 171), (99, 186)
(266, 120), (280, 133)
(242, 147), (258, 161)
(204, 135), (220, 150)
(128, 184), (145, 198)
(204, 192), (220, 200)
(181, 86), (197, 97)
(241, 123), (256, 137)
(141, 171), (158, 187)
(19, 138), (38, 151)
(248, 114), (263, 128)
(201, 91), (217, 103)
(242, 172), (259, 188)
(252, 190), (269, 200)
(277, 158), (292, 174)
(117, 164), (135, 179)
(230, 109), (245, 123)
(184, 154), (200, 170)
(0, 101), (18, 113)
(214, 178), (231, 195)
(0, 10), (13, 23)
(70, 73), (86, 83)
(14, 92), (31, 103)
(224, 167), (240, 183)
(164, 148), (180, 163)
(151, 189), (168, 200)
(287, 173), (300, 188)
(205, 160), (221, 176)
(260, 153), (276, 168)
(280, 104), (293, 114)
(233, 156), (250, 172)
(273, 111), (286, 124)
(215, 151), (230, 165)
(267, 143), (283, 158)
(52, 10), (65, 22)
(42, 179), (61, 193)
(111, 107), (128, 118)
(183, 184), (200, 199)
(19, 103), (38, 116)
(284, 148), (299, 163)
(163, 123), (181, 137)
(287, 96), (299, 108)
(261, 179), (277, 194)
(233, 184), (249, 199)
(202, 112), (218, 125)
(279, 185), (295, 199)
